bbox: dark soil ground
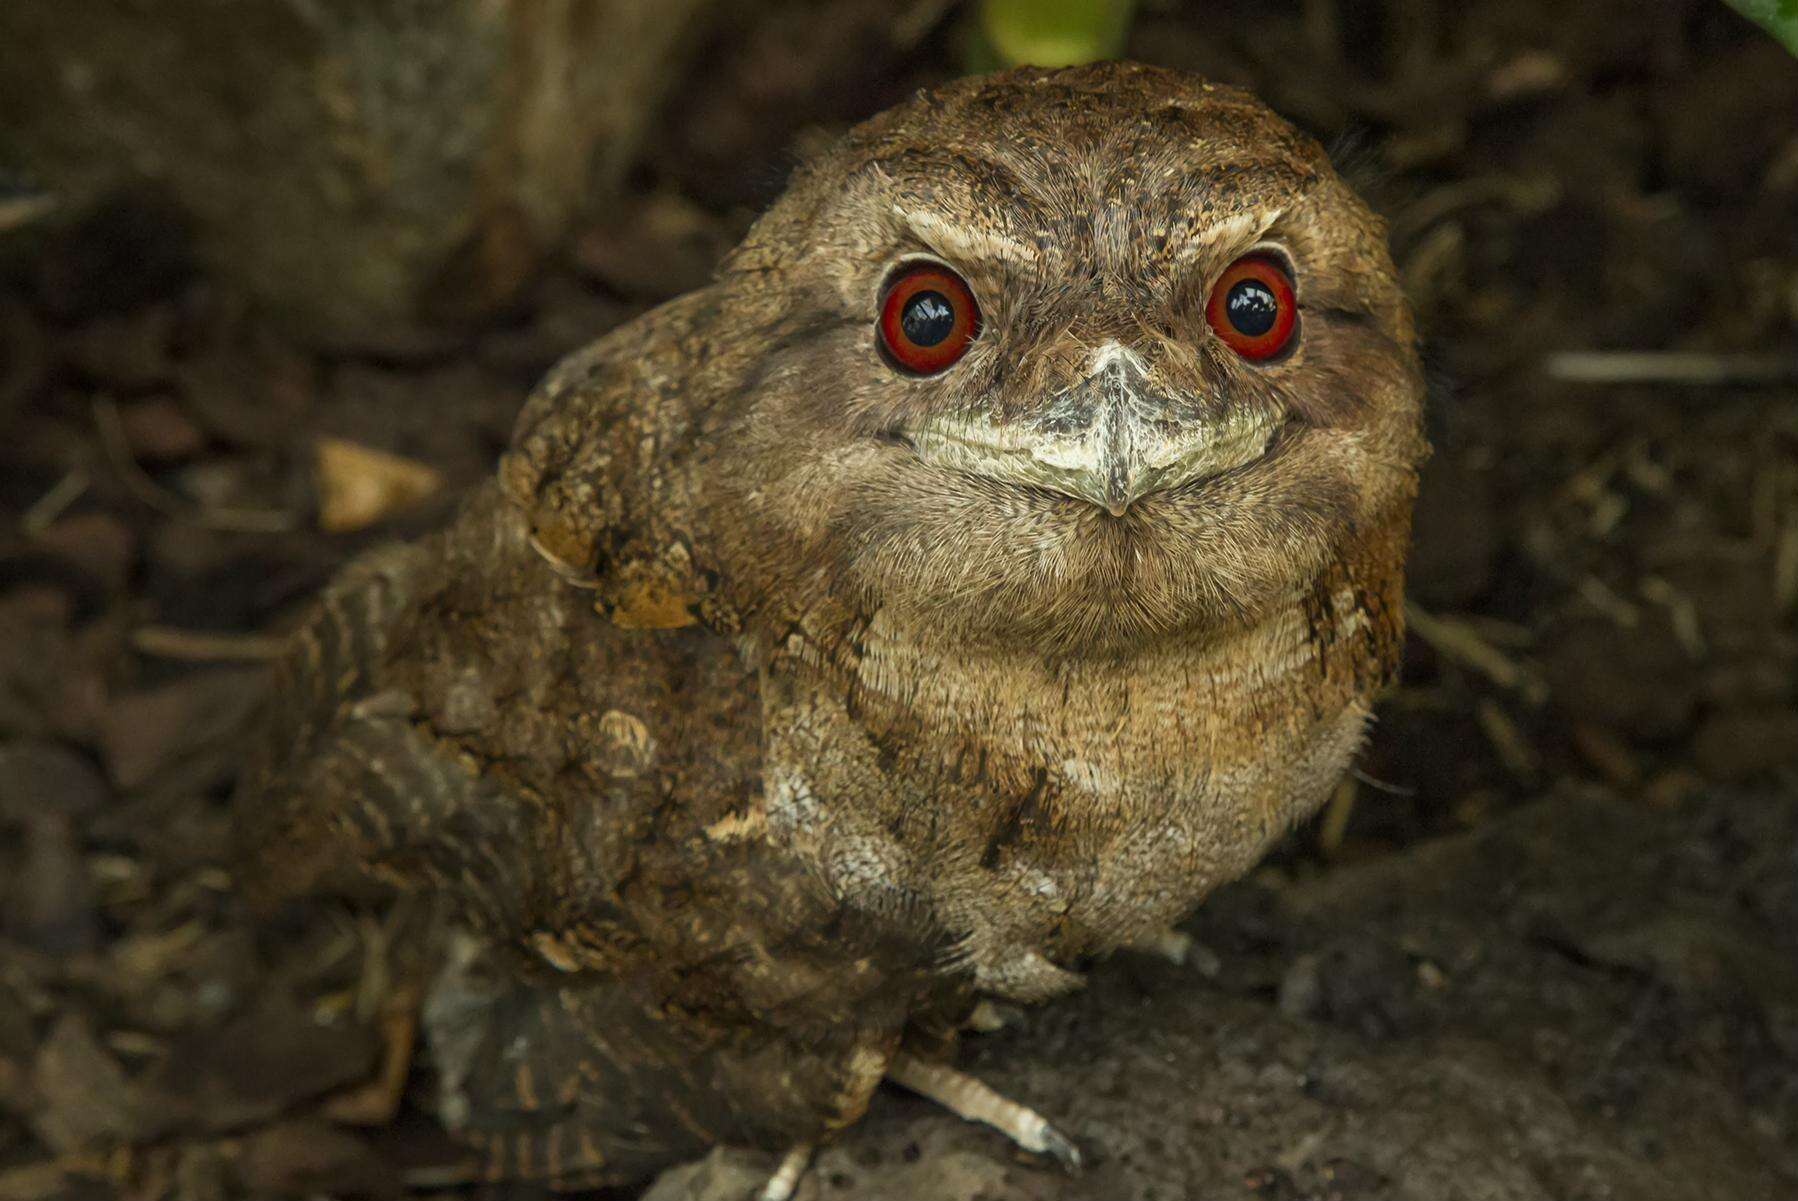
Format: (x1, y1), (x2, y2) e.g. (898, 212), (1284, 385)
(3, 1), (1796, 1198)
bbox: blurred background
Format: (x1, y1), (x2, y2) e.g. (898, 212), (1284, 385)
(0, 2), (1795, 1199)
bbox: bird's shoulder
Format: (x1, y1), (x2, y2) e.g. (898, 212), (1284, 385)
(377, 479), (767, 863)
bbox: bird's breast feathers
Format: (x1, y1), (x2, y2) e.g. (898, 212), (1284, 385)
(752, 576), (1394, 997)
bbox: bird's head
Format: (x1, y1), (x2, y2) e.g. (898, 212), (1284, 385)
(512, 63), (1429, 656)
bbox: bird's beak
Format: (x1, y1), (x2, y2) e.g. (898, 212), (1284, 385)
(903, 344), (1277, 515)
(1023, 352), (1162, 516)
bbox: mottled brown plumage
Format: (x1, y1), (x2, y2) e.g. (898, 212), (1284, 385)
(236, 61), (1427, 1190)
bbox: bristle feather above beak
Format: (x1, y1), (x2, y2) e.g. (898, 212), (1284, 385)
(900, 347), (1279, 513)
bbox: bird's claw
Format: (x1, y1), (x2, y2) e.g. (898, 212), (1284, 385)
(754, 1143), (813, 1201)
(1033, 1121), (1084, 1172)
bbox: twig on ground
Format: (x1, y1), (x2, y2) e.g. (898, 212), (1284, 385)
(1318, 774), (1358, 855)
(1475, 698), (1540, 784)
(1543, 351), (1798, 386)
(19, 469), (90, 534)
(93, 395), (297, 533)
(1407, 602), (1549, 704)
(1350, 766), (1418, 797)
(130, 626), (288, 662)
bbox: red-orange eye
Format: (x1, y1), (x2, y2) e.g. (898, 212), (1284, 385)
(878, 262), (980, 375)
(1205, 254), (1298, 361)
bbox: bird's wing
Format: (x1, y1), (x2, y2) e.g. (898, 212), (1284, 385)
(497, 286), (740, 635)
(235, 287), (757, 940)
(236, 470), (769, 931)
(233, 489), (541, 927)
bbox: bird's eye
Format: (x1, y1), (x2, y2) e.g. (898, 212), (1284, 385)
(878, 262), (980, 375)
(1205, 254), (1298, 361)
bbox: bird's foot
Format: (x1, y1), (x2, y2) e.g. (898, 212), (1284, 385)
(1128, 927), (1222, 976)
(886, 1052), (1081, 1170)
(962, 998), (1023, 1033)
(1136, 926), (1194, 964)
(755, 1143), (814, 1201)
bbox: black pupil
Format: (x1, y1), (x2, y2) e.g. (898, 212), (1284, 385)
(901, 291), (956, 347)
(1225, 278), (1279, 337)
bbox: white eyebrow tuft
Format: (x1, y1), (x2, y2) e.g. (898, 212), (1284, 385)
(1171, 208), (1285, 265)
(894, 206), (1042, 266)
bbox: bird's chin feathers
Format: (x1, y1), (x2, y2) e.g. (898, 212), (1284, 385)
(715, 420), (1409, 657)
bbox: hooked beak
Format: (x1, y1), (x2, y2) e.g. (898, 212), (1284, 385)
(901, 344), (1278, 515)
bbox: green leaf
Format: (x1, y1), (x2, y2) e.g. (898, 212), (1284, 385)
(976, 0), (1137, 68)
(1725, 0), (1798, 54)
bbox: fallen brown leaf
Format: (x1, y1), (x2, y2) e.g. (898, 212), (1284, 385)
(313, 437), (444, 534)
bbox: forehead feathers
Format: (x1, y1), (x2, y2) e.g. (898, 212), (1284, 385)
(727, 62), (1337, 289)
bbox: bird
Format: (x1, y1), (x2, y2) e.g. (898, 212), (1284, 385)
(234, 60), (1427, 1199)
